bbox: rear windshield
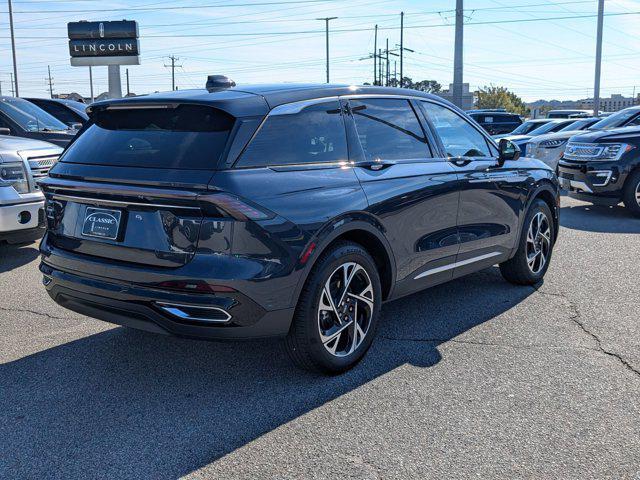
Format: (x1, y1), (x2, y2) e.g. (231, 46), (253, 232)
(61, 104), (235, 169)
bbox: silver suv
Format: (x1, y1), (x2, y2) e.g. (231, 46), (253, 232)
(0, 135), (62, 243)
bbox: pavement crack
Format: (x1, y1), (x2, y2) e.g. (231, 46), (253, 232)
(533, 286), (640, 379)
(0, 306), (70, 322)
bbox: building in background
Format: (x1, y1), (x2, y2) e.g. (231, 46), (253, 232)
(436, 83), (474, 110)
(580, 93), (640, 112)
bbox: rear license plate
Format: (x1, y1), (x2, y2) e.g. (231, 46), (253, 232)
(82, 207), (122, 240)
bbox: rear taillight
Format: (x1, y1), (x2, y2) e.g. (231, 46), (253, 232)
(198, 193), (275, 221)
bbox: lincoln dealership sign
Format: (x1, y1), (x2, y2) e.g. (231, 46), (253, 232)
(68, 20), (140, 66)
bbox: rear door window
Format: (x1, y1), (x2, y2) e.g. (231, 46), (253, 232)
(236, 100), (347, 168)
(61, 104), (235, 169)
(349, 98), (430, 161)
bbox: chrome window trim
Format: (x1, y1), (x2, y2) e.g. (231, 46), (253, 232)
(234, 92), (496, 169)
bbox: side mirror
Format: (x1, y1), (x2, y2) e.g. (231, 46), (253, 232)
(0, 127), (11, 136)
(498, 138), (520, 165)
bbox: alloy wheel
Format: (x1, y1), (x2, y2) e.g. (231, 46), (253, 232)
(635, 181), (640, 207)
(317, 262), (374, 357)
(526, 211), (551, 274)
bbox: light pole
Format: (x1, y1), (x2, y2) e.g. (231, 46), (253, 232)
(453, 0), (464, 108)
(593, 0), (605, 116)
(8, 0), (19, 96)
(317, 17), (337, 83)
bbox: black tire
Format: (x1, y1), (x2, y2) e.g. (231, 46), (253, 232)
(500, 199), (555, 285)
(622, 169), (640, 218)
(285, 241), (382, 374)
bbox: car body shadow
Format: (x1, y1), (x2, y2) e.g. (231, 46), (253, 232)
(560, 201), (640, 234)
(0, 242), (40, 274)
(0, 268), (533, 479)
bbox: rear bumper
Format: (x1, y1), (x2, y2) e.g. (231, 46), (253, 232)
(39, 253), (295, 340)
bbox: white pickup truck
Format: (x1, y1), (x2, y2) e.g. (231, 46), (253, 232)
(0, 135), (62, 244)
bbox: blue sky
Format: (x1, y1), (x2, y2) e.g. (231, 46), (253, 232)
(1, 0), (638, 101)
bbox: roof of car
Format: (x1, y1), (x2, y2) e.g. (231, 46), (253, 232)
(89, 83), (452, 117)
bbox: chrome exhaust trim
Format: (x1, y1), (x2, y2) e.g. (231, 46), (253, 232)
(156, 302), (232, 324)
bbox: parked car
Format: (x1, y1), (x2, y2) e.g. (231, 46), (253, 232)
(466, 109), (522, 135)
(525, 117), (600, 170)
(0, 135), (62, 244)
(25, 97), (88, 128)
(39, 82), (559, 373)
(547, 109), (593, 119)
(493, 118), (553, 139)
(0, 96), (77, 147)
(501, 119), (576, 155)
(559, 125), (640, 216)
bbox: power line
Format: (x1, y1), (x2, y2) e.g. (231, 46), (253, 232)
(5, 0), (340, 13)
(4, 11), (638, 40)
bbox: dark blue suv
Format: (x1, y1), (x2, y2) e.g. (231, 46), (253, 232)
(39, 82), (559, 373)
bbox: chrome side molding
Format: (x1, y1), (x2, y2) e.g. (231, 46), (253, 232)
(414, 251), (503, 280)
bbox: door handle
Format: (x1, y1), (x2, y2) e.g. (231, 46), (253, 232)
(354, 159), (395, 171)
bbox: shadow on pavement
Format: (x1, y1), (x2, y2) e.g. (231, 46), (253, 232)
(560, 201), (640, 234)
(0, 268), (533, 479)
(0, 242), (40, 274)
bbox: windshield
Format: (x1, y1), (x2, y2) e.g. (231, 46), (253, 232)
(511, 120), (549, 135)
(61, 104), (235, 169)
(560, 118), (598, 132)
(589, 108), (640, 130)
(0, 97), (69, 132)
(528, 121), (568, 135)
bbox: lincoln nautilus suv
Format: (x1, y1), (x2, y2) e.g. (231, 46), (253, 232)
(38, 80), (560, 373)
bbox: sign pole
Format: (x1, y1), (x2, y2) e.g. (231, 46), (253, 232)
(89, 66), (94, 103)
(108, 65), (122, 99)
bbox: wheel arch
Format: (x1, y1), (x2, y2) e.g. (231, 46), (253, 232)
(530, 182), (560, 241)
(293, 214), (397, 306)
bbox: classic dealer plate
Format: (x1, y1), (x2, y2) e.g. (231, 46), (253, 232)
(81, 207), (122, 240)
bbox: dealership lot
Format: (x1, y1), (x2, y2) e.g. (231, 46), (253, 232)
(1, 195), (639, 479)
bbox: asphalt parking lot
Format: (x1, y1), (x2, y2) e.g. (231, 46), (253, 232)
(1, 195), (639, 479)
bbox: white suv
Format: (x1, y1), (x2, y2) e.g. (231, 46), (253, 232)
(0, 135), (62, 243)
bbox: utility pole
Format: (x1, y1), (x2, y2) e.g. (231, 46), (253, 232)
(126, 68), (130, 96)
(453, 0), (464, 108)
(317, 17), (337, 83)
(47, 65), (54, 98)
(9, 72), (14, 96)
(385, 38), (389, 86)
(593, 0), (605, 116)
(373, 24), (378, 86)
(400, 12), (404, 87)
(8, 0), (19, 97)
(394, 61), (397, 85)
(164, 55), (182, 91)
(378, 48), (382, 86)
(89, 66), (94, 103)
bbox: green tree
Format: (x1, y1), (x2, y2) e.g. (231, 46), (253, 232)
(475, 85), (529, 116)
(387, 77), (441, 93)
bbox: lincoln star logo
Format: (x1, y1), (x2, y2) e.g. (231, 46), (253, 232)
(99, 22), (104, 38)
